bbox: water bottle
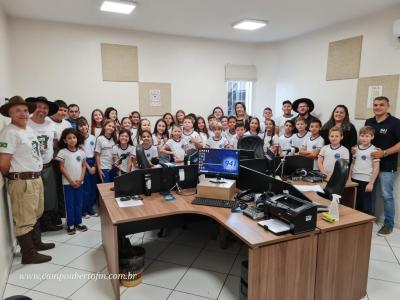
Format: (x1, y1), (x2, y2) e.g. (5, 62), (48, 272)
(329, 194), (341, 221)
(144, 173), (152, 196)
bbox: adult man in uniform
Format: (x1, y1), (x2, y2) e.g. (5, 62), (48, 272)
(26, 96), (62, 231)
(0, 96), (54, 264)
(365, 96), (400, 235)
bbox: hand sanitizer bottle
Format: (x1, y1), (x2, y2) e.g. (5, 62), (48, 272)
(329, 194), (341, 221)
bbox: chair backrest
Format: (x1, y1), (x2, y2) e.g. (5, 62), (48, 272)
(136, 144), (151, 169)
(324, 158), (349, 198)
(237, 135), (264, 159)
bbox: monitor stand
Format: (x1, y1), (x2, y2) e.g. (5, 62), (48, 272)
(209, 175), (226, 184)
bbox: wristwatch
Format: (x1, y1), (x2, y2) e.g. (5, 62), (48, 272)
(383, 150), (388, 157)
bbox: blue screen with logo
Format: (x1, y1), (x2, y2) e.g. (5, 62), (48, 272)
(198, 149), (239, 177)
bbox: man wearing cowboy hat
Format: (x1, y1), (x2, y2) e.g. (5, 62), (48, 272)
(26, 96), (63, 232)
(291, 98), (319, 133)
(0, 96), (54, 264)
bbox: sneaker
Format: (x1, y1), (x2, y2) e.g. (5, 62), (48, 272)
(83, 214), (90, 219)
(89, 212), (99, 217)
(76, 224), (88, 232)
(67, 227), (76, 235)
(377, 225), (393, 236)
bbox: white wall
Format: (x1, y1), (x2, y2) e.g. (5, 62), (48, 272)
(256, 5), (400, 226)
(0, 3), (15, 297)
(9, 18), (257, 121)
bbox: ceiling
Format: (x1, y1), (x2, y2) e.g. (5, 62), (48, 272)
(1, 0), (399, 43)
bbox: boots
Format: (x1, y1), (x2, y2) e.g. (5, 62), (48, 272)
(17, 231), (52, 264)
(39, 212), (63, 232)
(32, 223), (55, 251)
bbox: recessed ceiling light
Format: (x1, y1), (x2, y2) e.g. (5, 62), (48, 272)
(100, 1), (136, 15)
(233, 19), (267, 31)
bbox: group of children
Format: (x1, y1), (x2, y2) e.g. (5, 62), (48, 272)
(55, 103), (379, 234)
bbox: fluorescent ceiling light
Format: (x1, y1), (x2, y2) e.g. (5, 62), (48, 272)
(233, 19), (267, 31)
(100, 1), (136, 15)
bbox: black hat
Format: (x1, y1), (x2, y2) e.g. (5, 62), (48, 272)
(292, 98), (314, 113)
(0, 96), (37, 117)
(26, 96), (59, 116)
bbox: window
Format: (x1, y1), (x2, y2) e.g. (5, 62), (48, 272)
(227, 81), (253, 116)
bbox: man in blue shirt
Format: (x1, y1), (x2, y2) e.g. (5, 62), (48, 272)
(365, 96), (400, 235)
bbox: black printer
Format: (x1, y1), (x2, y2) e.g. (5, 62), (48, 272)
(263, 193), (317, 234)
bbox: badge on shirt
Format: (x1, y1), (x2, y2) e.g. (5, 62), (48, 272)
(76, 156), (82, 162)
(334, 153), (341, 159)
(361, 155), (367, 160)
(0, 142), (7, 148)
(380, 128), (388, 135)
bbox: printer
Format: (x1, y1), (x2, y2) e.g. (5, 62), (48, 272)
(263, 193), (317, 234)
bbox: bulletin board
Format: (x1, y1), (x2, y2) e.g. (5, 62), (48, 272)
(139, 82), (171, 116)
(355, 75), (399, 119)
(326, 36), (363, 81)
(101, 43), (139, 82)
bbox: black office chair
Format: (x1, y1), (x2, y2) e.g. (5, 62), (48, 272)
(136, 144), (151, 169)
(317, 158), (349, 200)
(237, 136), (264, 159)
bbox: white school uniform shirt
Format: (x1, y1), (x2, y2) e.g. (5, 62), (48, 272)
(278, 134), (294, 156)
(140, 144), (159, 165)
(83, 134), (96, 159)
(95, 135), (115, 170)
(291, 131), (311, 150)
(0, 123), (43, 172)
(206, 136), (229, 149)
(93, 127), (102, 138)
(275, 114), (295, 136)
(56, 148), (86, 185)
(181, 130), (202, 150)
(152, 133), (167, 149)
(131, 127), (138, 142)
(229, 134), (244, 150)
(263, 134), (279, 153)
(28, 118), (57, 164)
(319, 145), (349, 174)
(223, 130), (236, 144)
(302, 135), (325, 170)
(352, 145), (379, 182)
(165, 138), (186, 161)
(48, 117), (71, 140)
(112, 144), (134, 173)
(198, 132), (208, 147)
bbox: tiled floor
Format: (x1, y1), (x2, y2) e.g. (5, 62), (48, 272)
(2, 219), (400, 300)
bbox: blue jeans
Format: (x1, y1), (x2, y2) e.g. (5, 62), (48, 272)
(82, 158), (97, 215)
(102, 168), (115, 183)
(372, 171), (396, 228)
(64, 184), (84, 227)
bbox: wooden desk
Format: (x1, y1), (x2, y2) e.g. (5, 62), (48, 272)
(98, 183), (373, 300)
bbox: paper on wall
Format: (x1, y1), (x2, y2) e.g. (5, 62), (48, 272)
(149, 89), (161, 107)
(367, 85), (383, 108)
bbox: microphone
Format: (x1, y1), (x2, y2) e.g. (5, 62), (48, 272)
(151, 157), (169, 168)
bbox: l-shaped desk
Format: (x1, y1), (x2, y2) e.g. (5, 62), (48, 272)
(98, 181), (374, 300)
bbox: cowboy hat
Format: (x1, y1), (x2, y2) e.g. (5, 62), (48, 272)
(26, 96), (59, 116)
(292, 98), (314, 113)
(0, 96), (37, 117)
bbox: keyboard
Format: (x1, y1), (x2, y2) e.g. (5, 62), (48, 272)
(192, 197), (237, 208)
(242, 206), (265, 220)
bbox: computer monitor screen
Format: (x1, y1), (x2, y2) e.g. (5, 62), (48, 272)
(198, 149), (239, 178)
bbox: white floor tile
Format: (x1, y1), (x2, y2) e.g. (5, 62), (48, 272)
(371, 233), (388, 246)
(69, 275), (124, 300)
(24, 290), (65, 300)
(7, 262), (63, 289)
(168, 291), (209, 300)
(131, 238), (170, 259)
(157, 227), (184, 242)
(2, 284), (28, 298)
(89, 221), (102, 231)
(369, 260), (400, 283)
(370, 244), (398, 263)
(40, 242), (90, 266)
(67, 248), (107, 272)
(82, 217), (101, 228)
(175, 268), (227, 299)
(230, 256), (246, 277)
(367, 278), (400, 300)
(386, 230), (400, 248)
(218, 275), (240, 300)
(174, 230), (209, 248)
(204, 239), (242, 255)
(65, 229), (102, 248)
(120, 283), (171, 300)
(142, 261), (187, 289)
(192, 250), (236, 274)
(32, 267), (91, 298)
(372, 222), (381, 233)
(42, 229), (82, 242)
(158, 243), (201, 266)
(391, 246), (400, 262)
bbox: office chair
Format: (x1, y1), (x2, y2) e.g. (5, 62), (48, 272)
(237, 136), (264, 159)
(135, 144), (151, 169)
(317, 158), (349, 200)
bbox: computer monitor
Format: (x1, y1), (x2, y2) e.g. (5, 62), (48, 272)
(198, 148), (239, 183)
(282, 156), (314, 176)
